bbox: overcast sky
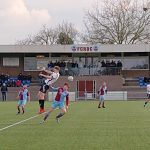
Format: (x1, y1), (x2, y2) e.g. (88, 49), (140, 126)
(0, 0), (95, 44)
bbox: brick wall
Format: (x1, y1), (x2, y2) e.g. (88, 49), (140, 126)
(1, 76), (123, 101)
(53, 76), (123, 92)
(122, 70), (150, 78)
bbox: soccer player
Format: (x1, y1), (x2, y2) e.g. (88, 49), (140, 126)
(40, 83), (69, 123)
(37, 91), (46, 114)
(144, 83), (150, 107)
(98, 82), (107, 108)
(39, 66), (60, 93)
(17, 85), (30, 114)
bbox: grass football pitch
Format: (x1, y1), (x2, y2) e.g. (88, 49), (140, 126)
(0, 101), (150, 150)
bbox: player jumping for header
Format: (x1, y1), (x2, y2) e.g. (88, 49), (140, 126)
(39, 66), (60, 93)
(40, 83), (69, 124)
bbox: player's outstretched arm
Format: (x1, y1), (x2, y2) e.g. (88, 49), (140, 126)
(39, 73), (52, 80)
(42, 69), (53, 75)
(50, 85), (59, 91)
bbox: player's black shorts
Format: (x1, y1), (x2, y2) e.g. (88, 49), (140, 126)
(40, 84), (49, 93)
(147, 94), (150, 99)
(39, 99), (45, 108)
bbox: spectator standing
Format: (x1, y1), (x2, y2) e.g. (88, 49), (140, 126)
(72, 61), (79, 76)
(1, 83), (8, 101)
(57, 61), (61, 67)
(67, 60), (72, 75)
(18, 73), (23, 82)
(117, 60), (122, 68)
(60, 60), (66, 75)
(16, 80), (21, 87)
(74, 61), (78, 68)
(117, 60), (122, 75)
(47, 61), (51, 68)
(110, 60), (116, 67)
(1, 73), (5, 83)
(97, 61), (101, 69)
(64, 61), (69, 75)
(106, 60), (110, 67)
(12, 80), (16, 87)
(54, 60), (58, 67)
(78, 59), (84, 75)
(47, 61), (54, 69)
(101, 60), (106, 67)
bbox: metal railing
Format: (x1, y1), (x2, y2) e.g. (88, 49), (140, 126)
(59, 67), (122, 76)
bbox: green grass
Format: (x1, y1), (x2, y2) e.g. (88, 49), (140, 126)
(0, 101), (150, 150)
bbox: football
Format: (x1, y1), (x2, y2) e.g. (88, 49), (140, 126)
(68, 76), (74, 81)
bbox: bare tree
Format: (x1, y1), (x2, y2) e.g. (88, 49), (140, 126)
(56, 21), (79, 44)
(16, 25), (58, 45)
(16, 22), (79, 45)
(16, 35), (33, 45)
(84, 0), (150, 44)
(33, 26), (58, 45)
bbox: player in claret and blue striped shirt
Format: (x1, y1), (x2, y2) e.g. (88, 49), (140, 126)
(40, 83), (69, 123)
(98, 82), (107, 108)
(17, 85), (30, 114)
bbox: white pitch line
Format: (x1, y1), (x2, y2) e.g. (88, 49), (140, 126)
(0, 113), (46, 132)
(0, 102), (75, 132)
